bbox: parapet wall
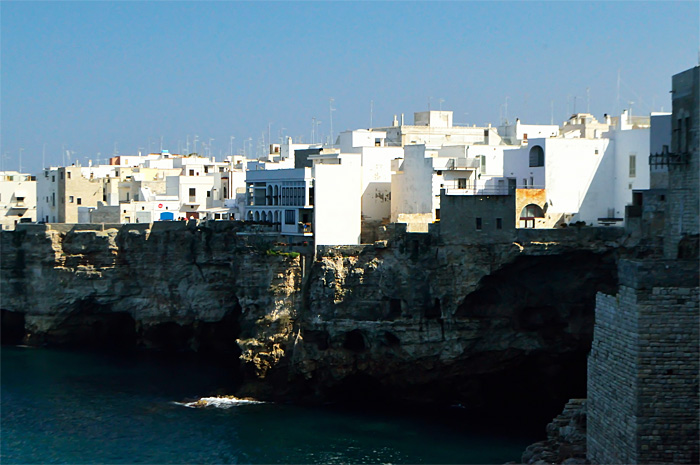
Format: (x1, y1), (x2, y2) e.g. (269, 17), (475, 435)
(588, 259), (699, 464)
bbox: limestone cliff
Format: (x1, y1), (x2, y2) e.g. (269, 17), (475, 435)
(1, 222), (624, 421)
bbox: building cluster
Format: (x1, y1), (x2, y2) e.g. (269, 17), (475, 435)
(0, 97), (679, 246)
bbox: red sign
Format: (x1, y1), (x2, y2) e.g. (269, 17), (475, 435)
(158, 203), (163, 208)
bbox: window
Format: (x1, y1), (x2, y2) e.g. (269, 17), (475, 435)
(52, 175), (55, 182)
(479, 155), (486, 174)
(189, 169), (194, 176)
(52, 193), (55, 206)
(189, 188), (196, 196)
(496, 218), (503, 229)
(69, 196), (74, 203)
(207, 191), (211, 198)
(67, 172), (71, 179)
(60, 172), (64, 180)
(126, 192), (129, 201)
(523, 178), (528, 187)
(629, 154), (636, 178)
(458, 178), (467, 189)
(284, 210), (295, 225)
(476, 217), (482, 230)
(529, 145), (544, 167)
(77, 198), (81, 205)
(530, 176), (534, 187)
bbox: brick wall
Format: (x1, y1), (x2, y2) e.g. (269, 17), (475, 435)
(587, 259), (699, 464)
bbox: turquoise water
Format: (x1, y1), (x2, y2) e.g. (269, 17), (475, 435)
(1, 346), (533, 464)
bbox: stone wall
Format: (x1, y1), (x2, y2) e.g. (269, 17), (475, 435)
(664, 66), (699, 259)
(587, 259), (699, 464)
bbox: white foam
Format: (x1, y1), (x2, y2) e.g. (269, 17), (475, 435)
(173, 396), (265, 409)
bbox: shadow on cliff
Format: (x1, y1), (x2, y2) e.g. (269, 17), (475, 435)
(447, 250), (618, 424)
(279, 249), (618, 429)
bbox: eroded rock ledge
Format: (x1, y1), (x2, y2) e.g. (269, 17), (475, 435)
(2, 222), (625, 423)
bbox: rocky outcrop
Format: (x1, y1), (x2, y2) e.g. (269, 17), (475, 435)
(1, 222), (301, 370)
(1, 222), (624, 422)
(520, 399), (588, 465)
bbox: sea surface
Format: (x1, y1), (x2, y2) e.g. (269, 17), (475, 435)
(1, 346), (536, 464)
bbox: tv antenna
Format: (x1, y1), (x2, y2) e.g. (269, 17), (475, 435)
(329, 98), (335, 147)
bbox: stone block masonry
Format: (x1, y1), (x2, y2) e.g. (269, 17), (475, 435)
(587, 259), (699, 464)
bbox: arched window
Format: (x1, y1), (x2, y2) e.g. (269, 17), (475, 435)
(266, 185), (273, 205)
(254, 211), (260, 222)
(273, 185), (279, 205)
(519, 204), (545, 228)
(529, 145), (544, 167)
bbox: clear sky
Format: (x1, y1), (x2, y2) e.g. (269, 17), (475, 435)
(2, 1), (698, 173)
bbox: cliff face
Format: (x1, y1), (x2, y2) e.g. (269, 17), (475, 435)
(1, 223), (622, 420)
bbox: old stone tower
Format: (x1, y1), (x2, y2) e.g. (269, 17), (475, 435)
(587, 66), (699, 464)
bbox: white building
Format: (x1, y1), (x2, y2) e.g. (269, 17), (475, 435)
(375, 110), (505, 147)
(0, 171), (37, 230)
(245, 167), (315, 238)
(501, 111), (651, 227)
(338, 129), (404, 240)
(244, 149), (363, 246)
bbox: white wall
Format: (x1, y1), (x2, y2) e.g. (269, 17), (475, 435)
(359, 146), (403, 222)
(313, 154), (362, 245)
(37, 168), (59, 223)
(611, 126), (650, 219)
(391, 145), (435, 223)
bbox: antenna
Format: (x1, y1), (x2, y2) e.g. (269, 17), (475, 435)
(504, 96), (509, 124)
(230, 136), (235, 156)
(550, 100), (554, 125)
(586, 87), (590, 114)
(267, 123), (272, 152)
(62, 144), (65, 166)
(329, 98), (335, 147)
(439, 98), (445, 111)
(616, 68), (621, 116)
(19, 148), (24, 173)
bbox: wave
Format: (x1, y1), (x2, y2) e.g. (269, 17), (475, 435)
(173, 396), (266, 409)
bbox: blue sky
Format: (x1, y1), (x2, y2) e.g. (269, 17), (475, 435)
(2, 1), (698, 173)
